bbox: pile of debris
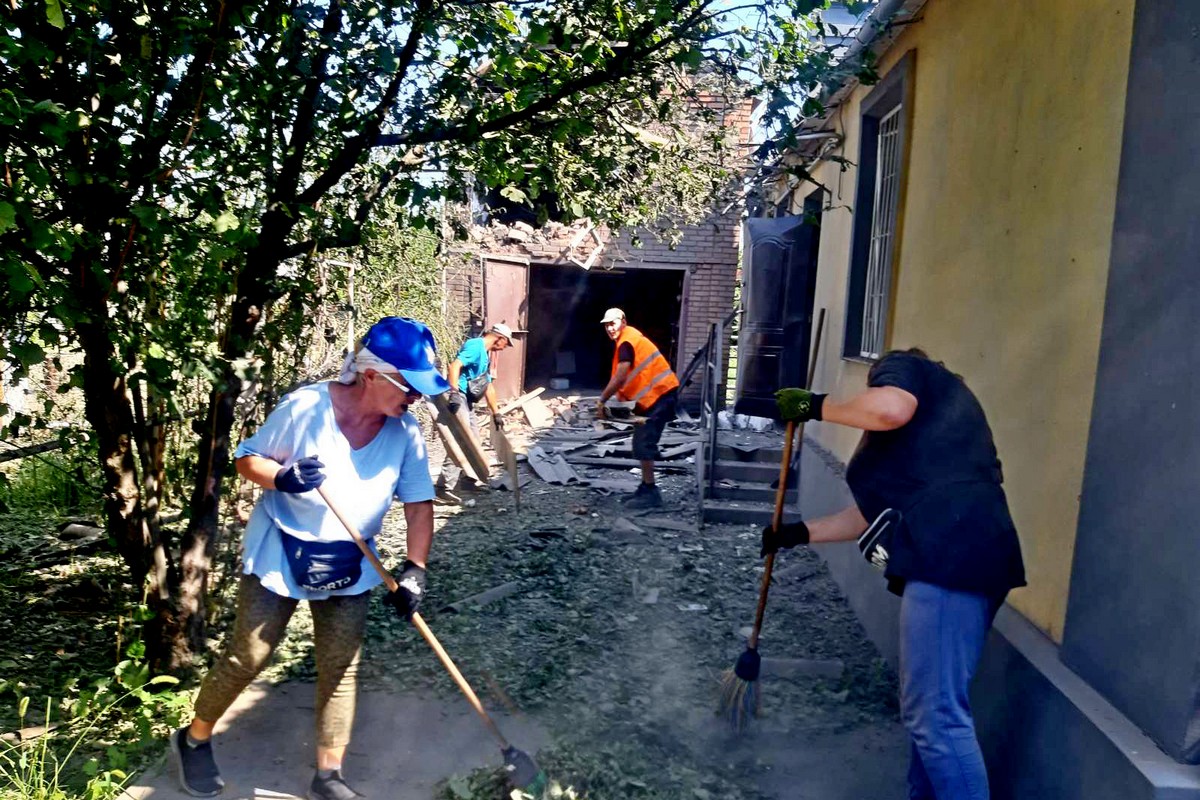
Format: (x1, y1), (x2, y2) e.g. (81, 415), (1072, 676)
(486, 388), (702, 501)
(464, 219), (609, 270)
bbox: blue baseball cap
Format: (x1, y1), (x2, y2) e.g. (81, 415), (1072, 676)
(360, 317), (451, 396)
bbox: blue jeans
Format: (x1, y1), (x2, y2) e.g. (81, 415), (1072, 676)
(899, 580), (1000, 800)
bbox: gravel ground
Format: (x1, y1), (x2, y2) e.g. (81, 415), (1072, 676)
(336, 407), (908, 799)
(228, 405), (909, 799)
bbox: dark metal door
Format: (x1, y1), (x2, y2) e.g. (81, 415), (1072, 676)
(483, 258), (528, 401)
(734, 205), (821, 419)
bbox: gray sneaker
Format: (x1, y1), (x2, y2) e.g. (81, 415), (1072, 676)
(308, 769), (362, 800)
(623, 484), (663, 509)
(169, 727), (224, 797)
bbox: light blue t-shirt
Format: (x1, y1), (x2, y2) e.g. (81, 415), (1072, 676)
(233, 382), (434, 600)
(455, 337), (491, 394)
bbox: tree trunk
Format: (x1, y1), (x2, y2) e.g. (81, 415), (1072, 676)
(173, 221), (293, 665)
(76, 320), (152, 588)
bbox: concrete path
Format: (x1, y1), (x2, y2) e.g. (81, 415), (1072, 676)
(125, 681), (548, 800)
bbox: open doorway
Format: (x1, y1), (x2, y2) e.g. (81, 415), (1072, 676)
(525, 265), (685, 392)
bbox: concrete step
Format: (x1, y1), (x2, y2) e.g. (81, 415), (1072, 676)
(701, 499), (802, 526)
(708, 459), (796, 484)
(715, 444), (785, 463)
(708, 481), (797, 504)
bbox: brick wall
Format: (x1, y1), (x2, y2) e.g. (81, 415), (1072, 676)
(445, 96), (755, 407)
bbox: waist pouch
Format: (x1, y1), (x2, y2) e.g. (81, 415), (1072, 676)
(281, 532), (363, 592)
(466, 373), (490, 405)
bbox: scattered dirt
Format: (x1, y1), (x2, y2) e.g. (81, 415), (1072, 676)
(55, 397), (911, 800)
(350, 402), (908, 799)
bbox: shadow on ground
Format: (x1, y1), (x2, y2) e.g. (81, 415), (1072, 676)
(130, 412), (909, 799)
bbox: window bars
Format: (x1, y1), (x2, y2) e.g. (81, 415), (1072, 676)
(860, 105), (902, 359)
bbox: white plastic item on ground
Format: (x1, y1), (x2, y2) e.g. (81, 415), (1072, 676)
(716, 410), (734, 430)
(733, 413), (749, 429)
(747, 415), (775, 432)
(549, 378), (570, 390)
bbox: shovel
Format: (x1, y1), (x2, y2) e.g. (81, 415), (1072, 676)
(316, 485), (546, 794)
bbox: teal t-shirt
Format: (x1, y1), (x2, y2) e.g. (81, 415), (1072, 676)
(455, 337), (491, 394)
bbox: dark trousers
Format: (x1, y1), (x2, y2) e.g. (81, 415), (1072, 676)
(631, 389), (678, 461)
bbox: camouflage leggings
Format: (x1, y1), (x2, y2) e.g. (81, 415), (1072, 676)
(194, 574), (369, 748)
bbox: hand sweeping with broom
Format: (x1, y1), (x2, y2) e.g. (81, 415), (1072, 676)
(318, 485), (548, 795)
(719, 309), (824, 730)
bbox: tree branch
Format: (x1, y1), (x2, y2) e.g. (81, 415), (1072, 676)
(294, 0), (436, 206)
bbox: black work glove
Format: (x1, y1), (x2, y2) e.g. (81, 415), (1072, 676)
(775, 388), (827, 423)
(760, 520), (810, 557)
(492, 413), (504, 431)
(446, 390), (464, 415)
(383, 560), (426, 620)
(274, 456), (326, 494)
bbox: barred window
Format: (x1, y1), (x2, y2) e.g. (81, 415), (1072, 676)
(844, 52), (913, 361)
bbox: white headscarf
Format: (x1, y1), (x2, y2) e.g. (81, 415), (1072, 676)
(337, 345), (398, 384)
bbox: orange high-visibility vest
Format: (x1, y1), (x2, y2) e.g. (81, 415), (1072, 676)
(612, 325), (680, 412)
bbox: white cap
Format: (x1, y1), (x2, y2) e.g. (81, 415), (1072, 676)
(489, 322), (514, 345)
(600, 308), (625, 324)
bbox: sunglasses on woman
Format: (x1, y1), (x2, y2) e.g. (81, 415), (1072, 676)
(376, 371), (422, 397)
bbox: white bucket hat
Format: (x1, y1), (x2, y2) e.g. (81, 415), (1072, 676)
(489, 322), (514, 345)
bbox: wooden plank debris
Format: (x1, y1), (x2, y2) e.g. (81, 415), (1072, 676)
(429, 393), (490, 481)
(491, 418), (520, 510)
(497, 387), (547, 416)
(522, 395), (554, 429)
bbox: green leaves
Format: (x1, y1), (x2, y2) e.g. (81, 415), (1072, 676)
(213, 209), (240, 234)
(44, 0), (66, 30)
(0, 202), (15, 234)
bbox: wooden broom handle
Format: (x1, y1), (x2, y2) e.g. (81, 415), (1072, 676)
(748, 307), (826, 651)
(316, 485), (510, 749)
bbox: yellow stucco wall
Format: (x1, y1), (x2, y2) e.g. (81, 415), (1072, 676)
(797, 0), (1136, 641)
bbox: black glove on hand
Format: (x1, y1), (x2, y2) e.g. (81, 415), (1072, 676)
(383, 560), (426, 620)
(492, 413), (504, 431)
(446, 390), (464, 415)
(760, 520), (810, 557)
(274, 456), (326, 494)
(775, 388), (827, 423)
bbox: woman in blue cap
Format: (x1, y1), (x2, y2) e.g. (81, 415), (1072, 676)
(169, 317), (451, 800)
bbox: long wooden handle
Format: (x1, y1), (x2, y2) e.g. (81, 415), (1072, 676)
(316, 485), (510, 749)
(749, 420), (797, 650)
(747, 308), (826, 651)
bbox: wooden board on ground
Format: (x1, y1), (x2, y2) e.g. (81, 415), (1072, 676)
(429, 393), (491, 482)
(497, 387), (546, 416)
(522, 395), (554, 429)
(490, 418), (520, 511)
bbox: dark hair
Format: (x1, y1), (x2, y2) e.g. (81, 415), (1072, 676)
(871, 347), (964, 382)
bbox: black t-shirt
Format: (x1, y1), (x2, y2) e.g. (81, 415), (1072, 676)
(617, 342), (634, 364)
(845, 352), (1025, 597)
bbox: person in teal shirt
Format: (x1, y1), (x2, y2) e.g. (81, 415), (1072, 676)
(437, 323), (513, 497)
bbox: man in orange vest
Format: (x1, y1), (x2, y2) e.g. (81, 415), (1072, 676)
(597, 308), (681, 509)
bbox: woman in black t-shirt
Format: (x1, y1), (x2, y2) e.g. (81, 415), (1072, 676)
(762, 349), (1024, 800)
